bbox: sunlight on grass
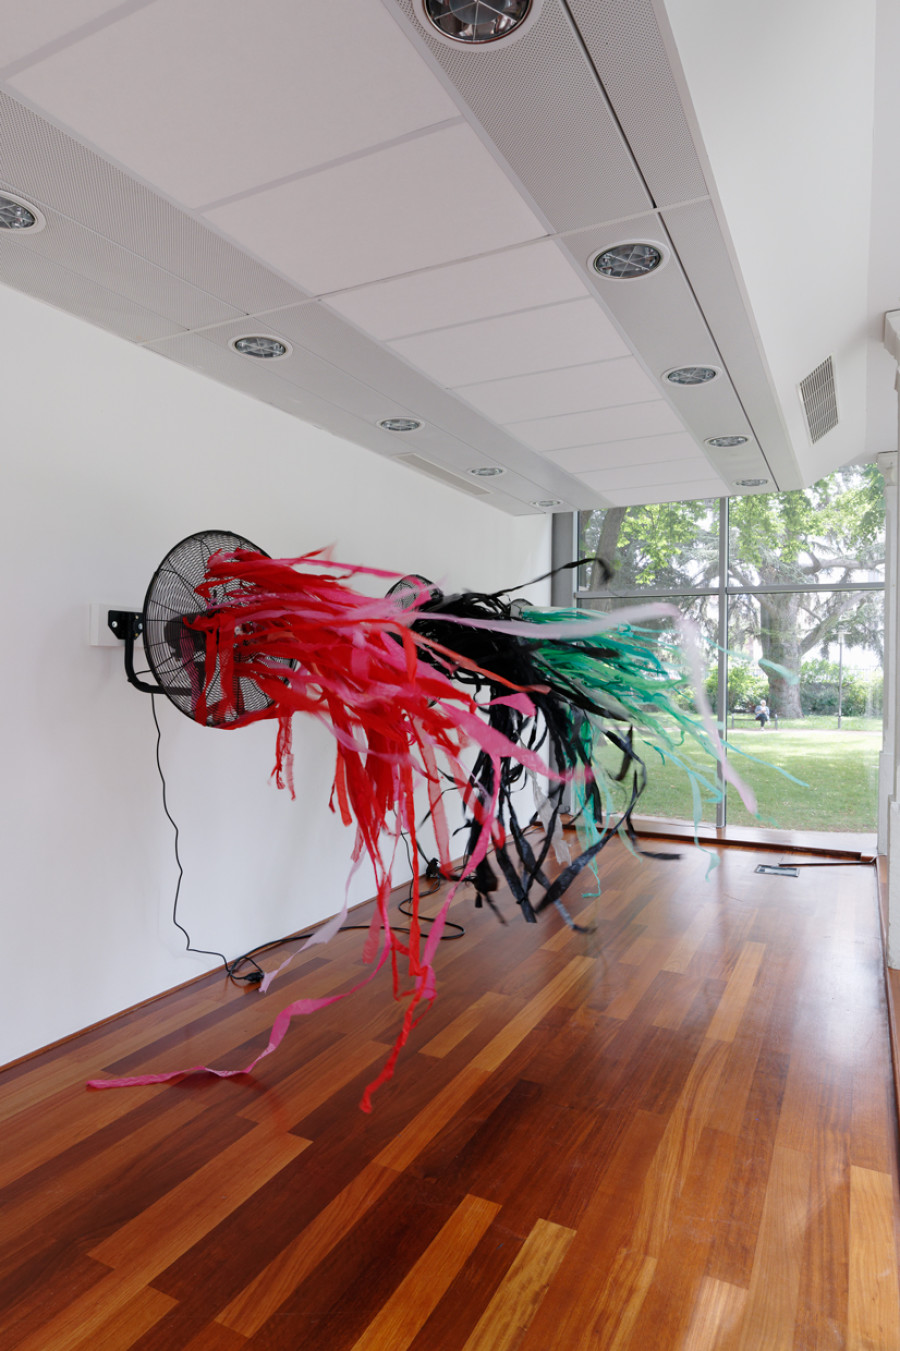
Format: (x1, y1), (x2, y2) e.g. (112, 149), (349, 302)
(598, 725), (880, 833)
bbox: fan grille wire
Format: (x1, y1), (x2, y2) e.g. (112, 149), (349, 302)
(142, 529), (284, 727)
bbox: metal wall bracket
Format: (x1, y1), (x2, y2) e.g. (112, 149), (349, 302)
(107, 609), (159, 694)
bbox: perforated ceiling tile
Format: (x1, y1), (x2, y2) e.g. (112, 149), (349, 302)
(241, 300), (589, 483)
(190, 314), (427, 429)
(546, 432), (701, 477)
(506, 399), (684, 452)
(0, 244), (184, 344)
(384, 0), (652, 232)
(561, 217), (723, 379)
(324, 238), (588, 340)
(8, 0), (461, 208)
(661, 198), (799, 489)
(204, 122), (546, 295)
(0, 93), (310, 314)
(566, 0), (709, 207)
(391, 297), (629, 388)
(702, 442), (772, 485)
(370, 418), (593, 506)
(0, 195), (243, 331)
(456, 357), (659, 424)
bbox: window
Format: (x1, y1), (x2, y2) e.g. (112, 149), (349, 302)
(574, 467), (885, 832)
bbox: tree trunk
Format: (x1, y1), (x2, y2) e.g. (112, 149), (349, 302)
(757, 592), (803, 717)
(590, 507), (627, 590)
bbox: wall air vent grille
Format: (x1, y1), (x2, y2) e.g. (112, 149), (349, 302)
(798, 357), (838, 443)
(395, 452), (490, 496)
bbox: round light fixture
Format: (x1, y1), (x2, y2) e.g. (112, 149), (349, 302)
(230, 335), (290, 359)
(665, 365), (719, 386)
(469, 466), (505, 478)
(532, 498), (563, 508)
(592, 242), (664, 280)
(734, 478), (769, 488)
(0, 192), (44, 232)
(418, 0), (537, 45)
(706, 435), (749, 448)
(378, 417), (422, 433)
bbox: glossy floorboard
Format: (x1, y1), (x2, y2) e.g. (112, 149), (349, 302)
(2, 841), (899, 1350)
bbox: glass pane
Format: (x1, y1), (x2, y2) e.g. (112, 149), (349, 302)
(725, 590), (883, 832)
(578, 593), (721, 825)
(726, 464), (885, 590)
(577, 498), (720, 594)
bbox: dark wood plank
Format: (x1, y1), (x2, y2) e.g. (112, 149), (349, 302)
(1, 844), (898, 1350)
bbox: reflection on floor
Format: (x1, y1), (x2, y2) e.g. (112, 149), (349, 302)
(1, 839), (898, 1350)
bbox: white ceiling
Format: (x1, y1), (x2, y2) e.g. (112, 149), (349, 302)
(0, 0), (890, 515)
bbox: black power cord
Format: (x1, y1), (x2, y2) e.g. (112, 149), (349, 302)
(150, 692), (259, 982)
(149, 694), (465, 987)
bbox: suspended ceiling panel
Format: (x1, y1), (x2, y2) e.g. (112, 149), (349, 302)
(508, 401), (685, 454)
(579, 456), (726, 495)
(548, 432), (706, 477)
(384, 0), (654, 232)
(457, 358), (660, 425)
(203, 122), (547, 294)
(5, 0), (462, 207)
(0, 2), (129, 71)
(602, 476), (728, 506)
(566, 0), (709, 207)
(0, 0), (876, 516)
(388, 299), (630, 387)
(324, 238), (590, 339)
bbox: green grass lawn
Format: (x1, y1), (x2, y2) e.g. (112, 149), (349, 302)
(597, 721), (880, 832)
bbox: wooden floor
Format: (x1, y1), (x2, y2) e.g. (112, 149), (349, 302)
(2, 840), (900, 1350)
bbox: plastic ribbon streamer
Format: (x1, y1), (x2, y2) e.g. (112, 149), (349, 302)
(391, 577), (757, 923)
(89, 549), (754, 1108)
(89, 550), (555, 1108)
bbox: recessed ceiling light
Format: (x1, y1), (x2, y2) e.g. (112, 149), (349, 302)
(230, 335), (290, 359)
(665, 366), (719, 386)
(0, 192), (44, 232)
(532, 499), (563, 508)
(378, 418), (422, 433)
(421, 0), (534, 44)
(592, 243), (664, 280)
(706, 435), (749, 448)
(469, 466), (505, 478)
(734, 478), (769, 488)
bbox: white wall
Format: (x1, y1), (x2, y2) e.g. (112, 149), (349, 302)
(0, 283), (551, 1067)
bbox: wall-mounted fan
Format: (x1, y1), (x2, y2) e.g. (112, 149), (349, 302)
(109, 529), (280, 726)
(385, 574), (443, 609)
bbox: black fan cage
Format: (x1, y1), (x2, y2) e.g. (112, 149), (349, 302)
(143, 530), (284, 727)
(385, 574), (443, 610)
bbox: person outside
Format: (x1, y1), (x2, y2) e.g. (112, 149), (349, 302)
(754, 697), (770, 728)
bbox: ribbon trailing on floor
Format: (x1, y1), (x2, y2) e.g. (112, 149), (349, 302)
(88, 548), (754, 1108)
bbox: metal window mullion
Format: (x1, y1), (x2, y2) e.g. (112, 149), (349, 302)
(576, 580), (884, 600)
(726, 580), (883, 595)
(576, 586), (722, 600)
(551, 511), (577, 608)
(717, 498), (729, 829)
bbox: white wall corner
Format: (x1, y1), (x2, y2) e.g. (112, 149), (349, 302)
(884, 311), (900, 367)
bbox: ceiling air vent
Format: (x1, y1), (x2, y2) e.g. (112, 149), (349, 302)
(798, 357), (838, 443)
(395, 452), (491, 496)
